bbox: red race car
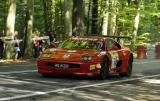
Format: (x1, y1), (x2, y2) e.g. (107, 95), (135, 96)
(37, 36), (133, 79)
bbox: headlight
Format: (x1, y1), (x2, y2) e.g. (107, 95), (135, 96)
(81, 56), (92, 61)
(39, 53), (52, 58)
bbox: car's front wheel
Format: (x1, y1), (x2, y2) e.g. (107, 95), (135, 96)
(120, 57), (133, 77)
(99, 58), (109, 80)
(126, 58), (133, 77)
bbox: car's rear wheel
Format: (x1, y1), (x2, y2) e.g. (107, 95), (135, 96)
(120, 57), (133, 77)
(99, 58), (109, 80)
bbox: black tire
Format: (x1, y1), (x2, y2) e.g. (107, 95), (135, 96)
(42, 73), (51, 78)
(120, 58), (133, 77)
(126, 58), (133, 77)
(99, 58), (109, 80)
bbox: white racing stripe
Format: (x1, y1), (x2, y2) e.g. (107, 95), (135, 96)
(0, 74), (160, 101)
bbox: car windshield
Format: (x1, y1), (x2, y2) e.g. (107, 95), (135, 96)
(58, 39), (103, 50)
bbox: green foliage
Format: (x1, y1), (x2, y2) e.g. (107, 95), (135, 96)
(0, 0), (7, 31)
(33, 0), (45, 33)
(135, 32), (151, 45)
(1, 0), (160, 43)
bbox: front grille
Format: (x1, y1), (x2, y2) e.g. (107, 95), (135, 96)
(45, 62), (80, 68)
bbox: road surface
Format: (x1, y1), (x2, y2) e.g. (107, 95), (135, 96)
(0, 59), (160, 101)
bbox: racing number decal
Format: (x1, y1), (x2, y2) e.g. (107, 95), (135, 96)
(109, 51), (119, 69)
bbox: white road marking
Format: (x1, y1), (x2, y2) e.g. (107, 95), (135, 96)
(133, 60), (160, 64)
(0, 60), (159, 75)
(1, 60), (159, 67)
(0, 74), (160, 101)
(0, 70), (37, 75)
(0, 64), (36, 68)
(0, 59), (159, 100)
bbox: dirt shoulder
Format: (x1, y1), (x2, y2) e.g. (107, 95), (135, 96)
(0, 59), (36, 65)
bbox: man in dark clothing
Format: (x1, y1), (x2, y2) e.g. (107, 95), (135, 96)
(0, 39), (4, 59)
(33, 30), (40, 58)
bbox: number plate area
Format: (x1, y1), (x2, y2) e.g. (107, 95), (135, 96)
(46, 62), (80, 68)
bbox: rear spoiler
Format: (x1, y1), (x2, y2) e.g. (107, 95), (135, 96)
(102, 35), (132, 40)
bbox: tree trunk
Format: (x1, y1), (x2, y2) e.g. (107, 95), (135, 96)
(91, 0), (99, 35)
(109, 0), (117, 35)
(133, 0), (141, 45)
(24, 0), (34, 58)
(64, 0), (73, 37)
(86, 0), (92, 35)
(43, 0), (54, 33)
(6, 0), (16, 35)
(5, 0), (16, 59)
(102, 0), (109, 36)
(72, 0), (85, 36)
(43, 0), (49, 33)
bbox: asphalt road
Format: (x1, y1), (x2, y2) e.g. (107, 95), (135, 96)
(0, 59), (160, 101)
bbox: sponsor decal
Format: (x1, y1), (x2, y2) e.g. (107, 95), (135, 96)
(67, 50), (77, 53)
(49, 48), (57, 52)
(40, 54), (51, 58)
(98, 51), (106, 57)
(51, 55), (61, 58)
(109, 51), (119, 69)
(63, 54), (70, 59)
(89, 65), (96, 70)
(96, 64), (101, 69)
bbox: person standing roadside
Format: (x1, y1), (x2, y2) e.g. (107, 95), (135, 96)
(0, 39), (4, 59)
(12, 31), (21, 61)
(33, 29), (40, 58)
(50, 38), (57, 48)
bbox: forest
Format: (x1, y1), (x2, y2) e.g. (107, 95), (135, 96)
(0, 0), (160, 59)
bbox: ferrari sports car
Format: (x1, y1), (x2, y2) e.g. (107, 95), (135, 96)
(37, 36), (133, 79)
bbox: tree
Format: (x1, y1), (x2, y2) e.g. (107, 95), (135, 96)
(64, 0), (73, 37)
(86, 0), (92, 35)
(43, 0), (54, 33)
(91, 0), (99, 35)
(72, 0), (85, 36)
(0, 0), (7, 32)
(23, 0), (34, 57)
(132, 0), (141, 44)
(109, 0), (117, 35)
(102, 0), (109, 35)
(5, 0), (16, 59)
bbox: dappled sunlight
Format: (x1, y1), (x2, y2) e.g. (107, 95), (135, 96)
(66, 11), (71, 19)
(142, 79), (160, 84)
(0, 72), (160, 100)
(136, 94), (160, 101)
(0, 86), (35, 94)
(0, 75), (34, 85)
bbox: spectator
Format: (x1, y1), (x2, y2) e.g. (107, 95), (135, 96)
(50, 38), (57, 48)
(0, 39), (4, 59)
(12, 31), (21, 61)
(47, 31), (53, 43)
(33, 29), (40, 58)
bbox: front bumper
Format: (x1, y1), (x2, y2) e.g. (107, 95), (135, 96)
(37, 58), (102, 76)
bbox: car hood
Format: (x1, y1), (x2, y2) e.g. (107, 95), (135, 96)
(41, 48), (99, 61)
